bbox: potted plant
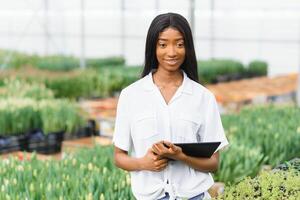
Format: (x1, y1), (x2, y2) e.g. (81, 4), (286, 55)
(27, 99), (86, 154)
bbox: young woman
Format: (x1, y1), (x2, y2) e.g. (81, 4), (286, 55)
(113, 13), (228, 200)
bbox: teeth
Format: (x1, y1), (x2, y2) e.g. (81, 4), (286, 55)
(165, 60), (177, 65)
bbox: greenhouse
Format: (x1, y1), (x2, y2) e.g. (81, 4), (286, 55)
(0, 0), (299, 200)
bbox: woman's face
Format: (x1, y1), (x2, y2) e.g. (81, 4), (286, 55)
(156, 27), (186, 72)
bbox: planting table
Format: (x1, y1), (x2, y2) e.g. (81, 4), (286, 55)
(207, 73), (297, 112)
(79, 73), (298, 117)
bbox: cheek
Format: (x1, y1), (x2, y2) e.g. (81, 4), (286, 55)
(179, 50), (186, 61)
(156, 49), (164, 61)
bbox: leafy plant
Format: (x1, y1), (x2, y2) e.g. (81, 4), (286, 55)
(0, 78), (54, 100)
(0, 98), (39, 135)
(0, 145), (133, 199)
(215, 168), (300, 200)
(198, 59), (245, 84)
(247, 60), (268, 77)
(35, 55), (79, 71)
(38, 99), (86, 134)
(214, 140), (267, 184)
(86, 57), (125, 69)
(216, 105), (300, 184)
(0, 98), (86, 136)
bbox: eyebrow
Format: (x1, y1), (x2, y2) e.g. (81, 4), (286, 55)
(158, 38), (184, 41)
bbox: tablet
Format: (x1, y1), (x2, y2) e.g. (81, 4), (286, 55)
(174, 142), (221, 158)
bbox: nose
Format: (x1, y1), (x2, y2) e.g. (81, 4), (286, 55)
(167, 45), (176, 57)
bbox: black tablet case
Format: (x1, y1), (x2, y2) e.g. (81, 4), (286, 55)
(174, 142), (221, 158)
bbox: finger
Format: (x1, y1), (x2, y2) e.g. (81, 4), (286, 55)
(158, 163), (168, 171)
(151, 145), (160, 156)
(157, 157), (169, 162)
(154, 164), (167, 171)
(169, 143), (178, 152)
(153, 140), (165, 146)
(163, 141), (172, 147)
(155, 158), (168, 166)
(156, 143), (168, 151)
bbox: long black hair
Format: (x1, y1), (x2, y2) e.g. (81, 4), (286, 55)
(141, 12), (199, 83)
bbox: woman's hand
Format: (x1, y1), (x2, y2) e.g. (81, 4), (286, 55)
(152, 141), (185, 161)
(139, 148), (169, 172)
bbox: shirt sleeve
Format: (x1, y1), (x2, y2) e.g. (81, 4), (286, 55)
(112, 89), (132, 151)
(201, 92), (229, 152)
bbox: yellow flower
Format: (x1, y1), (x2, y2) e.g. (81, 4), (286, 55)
(80, 164), (85, 170)
(126, 174), (131, 185)
(47, 183), (52, 192)
(88, 163), (93, 171)
(103, 167), (107, 174)
(17, 165), (24, 171)
(33, 169), (37, 177)
(99, 193), (105, 200)
(1, 185), (5, 192)
(5, 194), (10, 200)
(297, 126), (300, 133)
(13, 178), (17, 185)
(72, 158), (77, 166)
(4, 179), (9, 186)
(30, 183), (34, 192)
(86, 193), (93, 200)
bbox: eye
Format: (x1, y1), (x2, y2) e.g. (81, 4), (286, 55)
(177, 42), (184, 48)
(158, 43), (167, 48)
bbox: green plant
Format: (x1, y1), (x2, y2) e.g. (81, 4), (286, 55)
(214, 140), (267, 184)
(35, 55), (79, 71)
(0, 98), (86, 136)
(44, 70), (97, 99)
(0, 145), (134, 199)
(198, 59), (245, 84)
(247, 60), (268, 77)
(86, 57), (125, 69)
(0, 49), (37, 69)
(215, 169), (300, 200)
(38, 99), (86, 134)
(0, 78), (54, 100)
(216, 105), (300, 184)
(0, 98), (39, 135)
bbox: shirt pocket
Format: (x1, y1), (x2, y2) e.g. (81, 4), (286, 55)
(131, 111), (159, 155)
(174, 113), (202, 143)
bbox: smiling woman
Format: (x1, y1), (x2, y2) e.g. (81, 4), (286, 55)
(156, 28), (186, 71)
(113, 13), (228, 200)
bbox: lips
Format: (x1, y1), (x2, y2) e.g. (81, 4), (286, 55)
(164, 59), (178, 65)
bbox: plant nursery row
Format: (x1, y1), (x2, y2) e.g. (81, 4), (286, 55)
(0, 105), (299, 199)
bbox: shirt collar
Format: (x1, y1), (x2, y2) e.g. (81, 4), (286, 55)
(142, 70), (193, 95)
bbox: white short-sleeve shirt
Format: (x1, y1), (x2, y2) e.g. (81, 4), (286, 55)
(113, 71), (229, 200)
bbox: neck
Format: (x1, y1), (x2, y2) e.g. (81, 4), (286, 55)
(153, 68), (183, 86)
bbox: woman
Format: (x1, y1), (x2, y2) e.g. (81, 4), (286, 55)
(113, 13), (228, 200)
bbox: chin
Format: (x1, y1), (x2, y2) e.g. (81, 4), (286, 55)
(166, 65), (181, 72)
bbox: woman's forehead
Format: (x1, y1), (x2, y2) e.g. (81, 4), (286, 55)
(158, 27), (184, 40)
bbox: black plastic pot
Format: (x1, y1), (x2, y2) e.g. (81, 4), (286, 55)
(27, 129), (64, 155)
(65, 119), (97, 140)
(0, 133), (28, 154)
